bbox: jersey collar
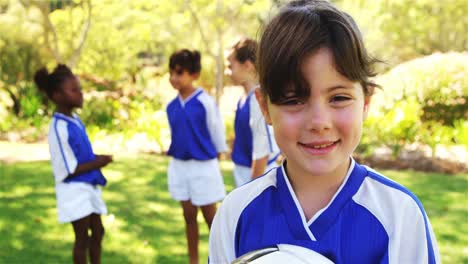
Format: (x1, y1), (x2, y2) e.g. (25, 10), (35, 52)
(53, 112), (84, 130)
(276, 158), (368, 241)
(178, 87), (203, 106)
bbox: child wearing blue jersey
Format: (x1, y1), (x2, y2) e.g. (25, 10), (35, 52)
(34, 65), (112, 264)
(209, 1), (440, 263)
(226, 38), (280, 187)
(166, 49), (227, 264)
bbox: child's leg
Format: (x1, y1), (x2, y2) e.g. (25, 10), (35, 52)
(71, 215), (91, 264)
(200, 203), (217, 229)
(181, 201), (199, 264)
(89, 213), (105, 264)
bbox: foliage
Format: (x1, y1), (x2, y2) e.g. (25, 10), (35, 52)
(453, 120), (468, 147)
(0, 1), (47, 117)
(128, 104), (169, 153)
(1, 0), (467, 156)
(362, 98), (422, 157)
(375, 52), (467, 125)
(418, 122), (455, 157)
(56, 0), (271, 95)
(338, 0), (468, 66)
(0, 154), (466, 263)
(363, 52), (468, 157)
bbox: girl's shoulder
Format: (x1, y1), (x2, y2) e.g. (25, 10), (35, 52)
(50, 112), (86, 133)
(195, 88), (218, 107)
(357, 164), (428, 218)
(221, 168), (278, 214)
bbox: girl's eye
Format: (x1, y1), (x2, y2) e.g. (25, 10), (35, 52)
(279, 97), (305, 106)
(331, 95), (351, 103)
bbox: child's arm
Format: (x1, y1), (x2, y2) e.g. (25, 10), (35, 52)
(392, 202), (440, 263)
(251, 157), (268, 179)
(68, 155), (113, 177)
(202, 95), (228, 154)
(208, 197), (236, 263)
(359, 183), (441, 263)
(249, 96), (273, 178)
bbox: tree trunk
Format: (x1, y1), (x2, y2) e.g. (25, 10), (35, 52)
(214, 0), (224, 103)
(5, 86), (20, 116)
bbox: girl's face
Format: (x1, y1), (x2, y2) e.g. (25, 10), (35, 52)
(258, 47), (371, 180)
(226, 52), (253, 86)
(169, 66), (198, 92)
(55, 76), (83, 109)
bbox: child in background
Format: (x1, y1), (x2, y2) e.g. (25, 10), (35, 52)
(34, 64), (113, 264)
(209, 1), (440, 263)
(226, 38), (280, 187)
(166, 49), (227, 264)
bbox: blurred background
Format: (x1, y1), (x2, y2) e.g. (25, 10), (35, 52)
(0, 0), (467, 263)
(0, 0), (466, 162)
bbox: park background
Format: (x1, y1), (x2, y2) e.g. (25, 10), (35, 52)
(0, 0), (466, 263)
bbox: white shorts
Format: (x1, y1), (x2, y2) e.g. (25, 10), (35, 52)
(233, 162), (278, 187)
(168, 158), (226, 206)
(55, 182), (107, 223)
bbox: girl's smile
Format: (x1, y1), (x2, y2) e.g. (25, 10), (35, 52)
(258, 47), (371, 184)
(298, 139), (339, 155)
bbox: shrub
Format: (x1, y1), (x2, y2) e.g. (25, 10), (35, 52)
(364, 52), (467, 157)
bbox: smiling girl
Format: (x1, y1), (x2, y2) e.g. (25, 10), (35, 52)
(208, 1), (440, 263)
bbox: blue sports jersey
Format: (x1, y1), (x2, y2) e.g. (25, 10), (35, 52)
(48, 112), (106, 186)
(209, 159), (440, 263)
(166, 88), (227, 160)
(232, 91), (254, 166)
(232, 90), (279, 167)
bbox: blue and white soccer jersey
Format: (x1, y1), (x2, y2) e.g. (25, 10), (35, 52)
(48, 112), (107, 223)
(232, 89), (280, 187)
(209, 159), (440, 264)
(166, 88), (227, 206)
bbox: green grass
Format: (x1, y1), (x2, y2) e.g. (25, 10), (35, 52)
(0, 155), (467, 263)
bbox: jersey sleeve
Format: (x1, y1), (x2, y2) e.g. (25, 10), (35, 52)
(354, 176), (441, 264)
(391, 198), (441, 263)
(48, 119), (78, 182)
(208, 195), (237, 263)
(249, 96), (273, 160)
(200, 94), (228, 153)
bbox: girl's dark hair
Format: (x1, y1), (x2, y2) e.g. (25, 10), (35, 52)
(169, 49), (201, 74)
(258, 0), (380, 103)
(33, 64), (74, 99)
(231, 38), (258, 65)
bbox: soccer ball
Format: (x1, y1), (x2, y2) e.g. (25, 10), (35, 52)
(232, 244), (334, 264)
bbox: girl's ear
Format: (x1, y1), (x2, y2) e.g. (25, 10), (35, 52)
(51, 89), (62, 103)
(245, 60), (256, 73)
(363, 95), (372, 120)
(255, 88), (272, 125)
(191, 72), (201, 80)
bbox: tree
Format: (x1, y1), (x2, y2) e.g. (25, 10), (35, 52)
(172, 0), (271, 102)
(19, 0), (92, 68)
(0, 0), (45, 117)
(337, 0), (468, 67)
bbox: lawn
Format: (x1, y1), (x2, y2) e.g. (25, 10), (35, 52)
(0, 154), (467, 263)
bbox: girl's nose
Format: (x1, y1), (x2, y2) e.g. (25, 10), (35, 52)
(304, 102), (331, 133)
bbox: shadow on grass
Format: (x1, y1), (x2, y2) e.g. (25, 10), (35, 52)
(101, 155), (235, 263)
(0, 160), (133, 263)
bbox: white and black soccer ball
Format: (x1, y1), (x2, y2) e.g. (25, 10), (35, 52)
(232, 244), (334, 264)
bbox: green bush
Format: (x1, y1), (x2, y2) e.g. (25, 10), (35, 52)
(374, 52), (467, 125)
(453, 120), (468, 148)
(363, 98), (422, 157)
(128, 100), (169, 152)
(364, 52), (467, 157)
